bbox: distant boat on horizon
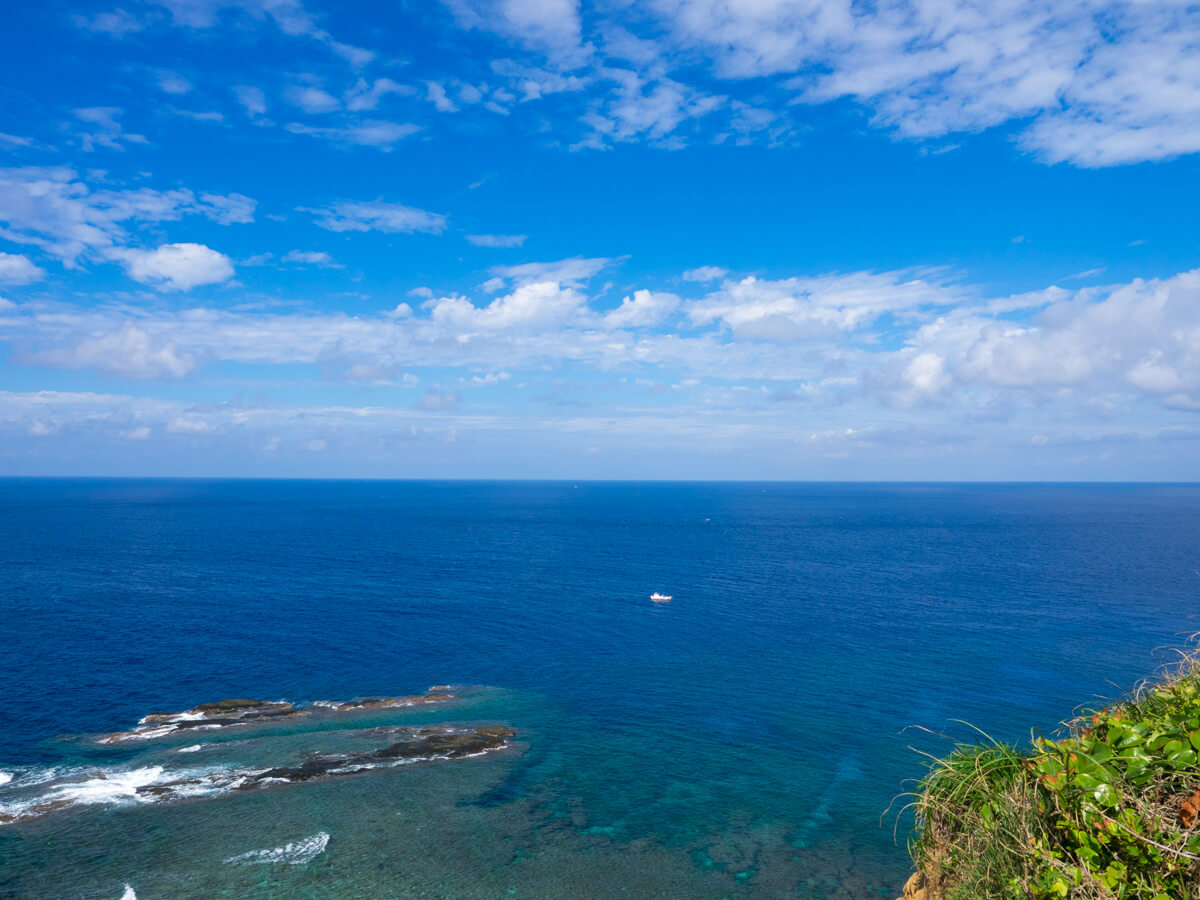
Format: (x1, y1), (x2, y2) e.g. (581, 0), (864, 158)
(650, 592), (672, 603)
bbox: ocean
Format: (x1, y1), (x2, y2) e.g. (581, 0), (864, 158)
(1, 480), (1198, 898)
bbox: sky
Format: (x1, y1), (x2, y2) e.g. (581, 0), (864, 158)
(1, 0), (1200, 479)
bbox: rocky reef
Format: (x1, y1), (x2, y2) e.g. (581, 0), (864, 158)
(312, 686), (458, 712)
(99, 688), (459, 743)
(251, 725), (515, 784)
(1, 722), (517, 824)
(99, 699), (310, 743)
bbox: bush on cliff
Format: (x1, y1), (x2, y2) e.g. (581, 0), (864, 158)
(910, 654), (1200, 899)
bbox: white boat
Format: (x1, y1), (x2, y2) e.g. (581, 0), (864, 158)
(650, 592), (672, 603)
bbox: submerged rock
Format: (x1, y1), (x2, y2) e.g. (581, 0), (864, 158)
(252, 725), (516, 784)
(313, 687), (459, 711)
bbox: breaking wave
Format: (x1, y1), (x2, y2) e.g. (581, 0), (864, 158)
(224, 831), (330, 866)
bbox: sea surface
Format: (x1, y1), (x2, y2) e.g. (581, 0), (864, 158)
(1, 480), (1198, 899)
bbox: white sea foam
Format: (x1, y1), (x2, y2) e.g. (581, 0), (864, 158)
(224, 831), (330, 866)
(0, 772), (11, 786)
(49, 766), (168, 806)
(0, 764), (249, 823)
(176, 744), (208, 753)
(120, 885), (136, 900)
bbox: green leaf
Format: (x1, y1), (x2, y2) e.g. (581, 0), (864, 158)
(1168, 748), (1197, 767)
(1094, 783), (1121, 807)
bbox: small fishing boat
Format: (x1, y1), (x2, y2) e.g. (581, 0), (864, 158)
(650, 592), (672, 603)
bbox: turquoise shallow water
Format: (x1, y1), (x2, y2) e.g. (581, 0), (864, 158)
(1, 481), (1199, 898)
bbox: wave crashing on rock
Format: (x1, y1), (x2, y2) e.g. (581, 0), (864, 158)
(0, 689), (513, 825)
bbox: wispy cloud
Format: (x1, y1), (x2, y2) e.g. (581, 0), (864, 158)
(302, 200), (446, 234)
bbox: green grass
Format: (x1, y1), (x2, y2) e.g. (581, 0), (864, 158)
(908, 652), (1200, 899)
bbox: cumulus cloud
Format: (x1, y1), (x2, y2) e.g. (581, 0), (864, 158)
(4, 263), (1200, 436)
(32, 324), (196, 379)
(682, 266), (727, 282)
(304, 200), (446, 233)
(943, 271), (1200, 405)
(604, 289), (681, 328)
(688, 270), (967, 339)
(109, 243), (235, 290)
(0, 253), (45, 285)
(428, 281), (587, 333)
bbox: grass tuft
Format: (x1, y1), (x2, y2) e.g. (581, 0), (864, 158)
(908, 648), (1200, 899)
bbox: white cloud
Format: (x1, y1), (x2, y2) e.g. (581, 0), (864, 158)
(285, 120), (421, 149)
(940, 271), (1200, 403)
(428, 1), (1200, 166)
(73, 107), (148, 152)
(74, 8), (145, 35)
(644, 0), (1200, 166)
(445, 0), (587, 64)
(0, 167), (254, 263)
(467, 233), (527, 248)
(489, 60), (589, 101)
(109, 242), (235, 290)
(0, 253), (45, 285)
(33, 325), (196, 379)
(418, 387), (462, 411)
(304, 200), (447, 234)
(578, 67), (724, 148)
(73, 8), (145, 34)
(605, 289), (680, 328)
(428, 281), (587, 332)
(682, 265), (727, 282)
(281, 250), (342, 268)
(4, 264), (1200, 431)
(345, 78), (413, 111)
(156, 70), (193, 94)
(688, 270), (967, 339)
(141, 0), (374, 67)
(488, 255), (612, 287)
(167, 415), (217, 434)
(234, 85), (267, 116)
(426, 81), (459, 113)
(286, 85), (340, 113)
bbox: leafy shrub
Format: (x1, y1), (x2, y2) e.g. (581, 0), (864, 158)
(910, 656), (1200, 899)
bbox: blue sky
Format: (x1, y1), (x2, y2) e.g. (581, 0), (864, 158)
(1, 0), (1200, 478)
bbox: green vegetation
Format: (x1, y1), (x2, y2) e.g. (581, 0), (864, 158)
(909, 654), (1200, 899)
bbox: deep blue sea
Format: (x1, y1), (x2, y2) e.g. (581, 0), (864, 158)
(1, 480), (1199, 899)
